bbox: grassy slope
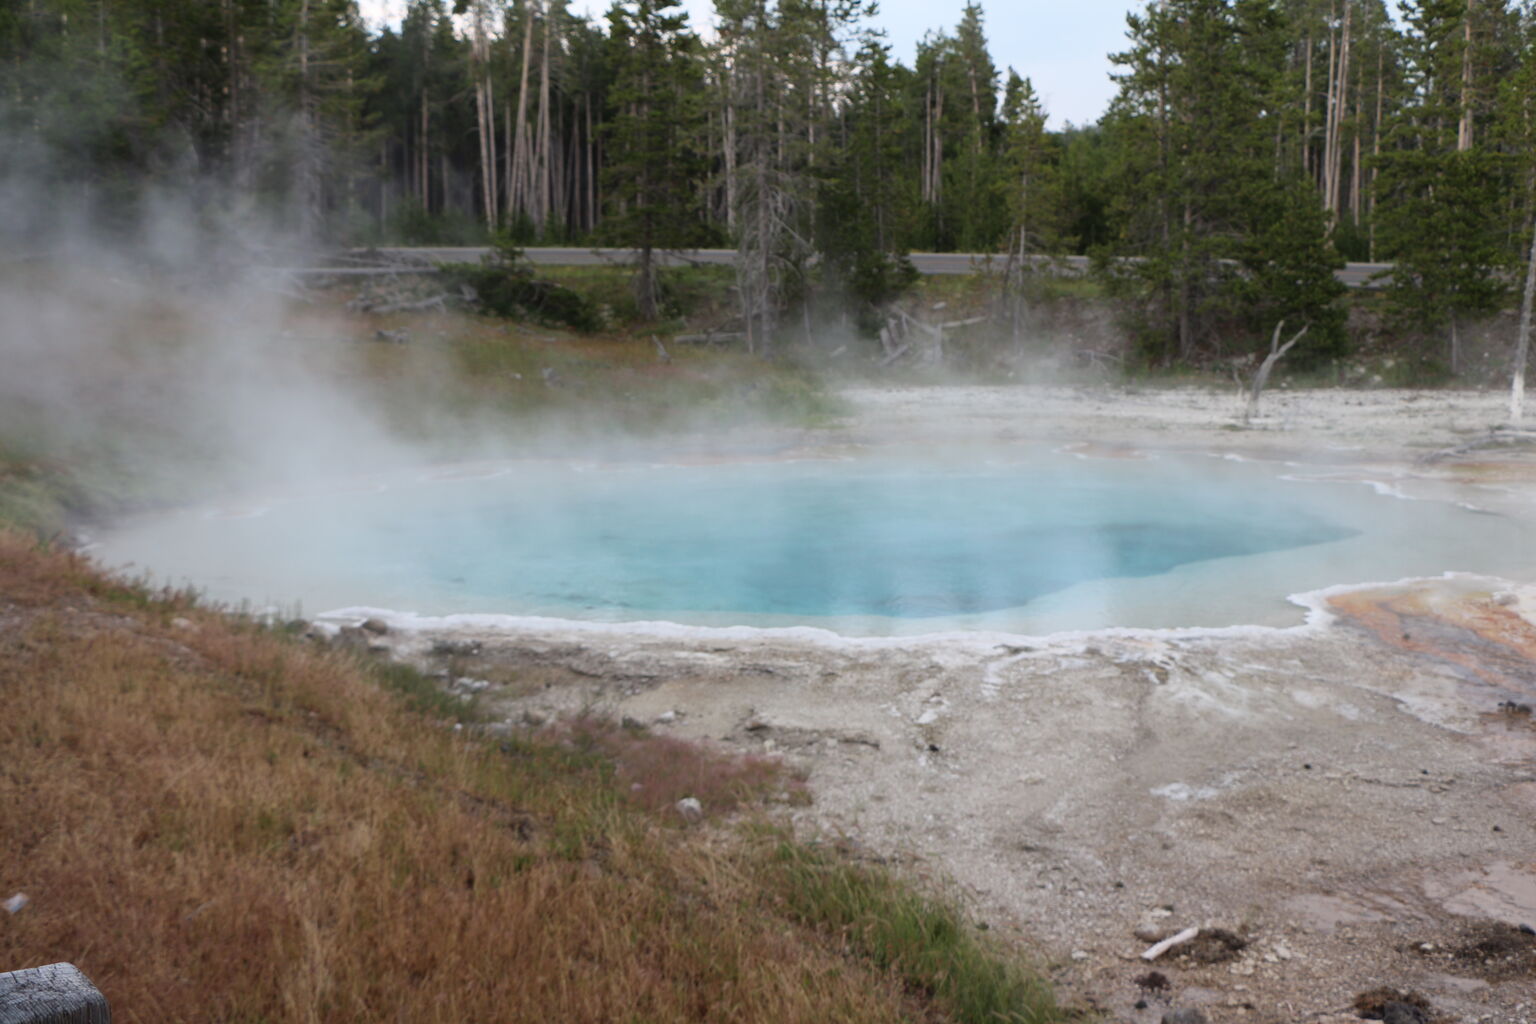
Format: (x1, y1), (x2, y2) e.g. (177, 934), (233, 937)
(0, 275), (1061, 1023)
(0, 535), (1061, 1023)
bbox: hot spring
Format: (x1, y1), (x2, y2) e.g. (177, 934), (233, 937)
(91, 448), (1536, 635)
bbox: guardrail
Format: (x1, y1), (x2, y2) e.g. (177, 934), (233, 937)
(0, 964), (110, 1024)
(307, 247), (1392, 290)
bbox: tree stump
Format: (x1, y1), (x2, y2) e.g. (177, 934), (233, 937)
(0, 963), (110, 1024)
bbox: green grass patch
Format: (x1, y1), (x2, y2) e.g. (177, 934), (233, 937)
(763, 838), (1063, 1024)
(369, 659), (487, 725)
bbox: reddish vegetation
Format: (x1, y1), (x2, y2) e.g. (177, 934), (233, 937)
(545, 714), (810, 818)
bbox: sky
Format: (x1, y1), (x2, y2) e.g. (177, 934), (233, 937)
(358, 0), (1140, 128)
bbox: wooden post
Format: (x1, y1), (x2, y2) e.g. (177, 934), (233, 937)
(0, 963), (111, 1023)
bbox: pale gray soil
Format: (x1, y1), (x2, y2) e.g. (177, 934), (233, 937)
(338, 385), (1536, 1024)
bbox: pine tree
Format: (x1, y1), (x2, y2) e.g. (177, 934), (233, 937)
(1103, 0), (1305, 363)
(1374, 0), (1514, 374)
(248, 0), (376, 243)
(713, 0), (863, 350)
(909, 5), (1004, 251)
(602, 0), (709, 320)
(816, 34), (919, 329)
(1238, 175), (1348, 361)
(997, 71), (1060, 339)
(944, 4), (1003, 251)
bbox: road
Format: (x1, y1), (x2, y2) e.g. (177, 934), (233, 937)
(348, 246), (1392, 289)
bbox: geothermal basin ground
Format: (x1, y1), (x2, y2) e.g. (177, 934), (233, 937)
(123, 384), (1536, 1022)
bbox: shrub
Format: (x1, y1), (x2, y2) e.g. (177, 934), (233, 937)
(447, 237), (602, 332)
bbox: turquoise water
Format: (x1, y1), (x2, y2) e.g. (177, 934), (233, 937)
(440, 461), (1351, 618)
(90, 451), (1536, 633)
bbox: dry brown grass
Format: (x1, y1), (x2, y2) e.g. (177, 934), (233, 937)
(0, 533), (943, 1022)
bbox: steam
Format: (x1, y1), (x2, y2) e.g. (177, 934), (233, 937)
(0, 138), (826, 541)
(0, 142), (458, 520)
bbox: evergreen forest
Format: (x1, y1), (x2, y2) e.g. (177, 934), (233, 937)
(6, 0), (1536, 368)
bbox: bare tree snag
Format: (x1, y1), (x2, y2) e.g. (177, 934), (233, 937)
(1511, 226), (1536, 424)
(510, 3), (536, 221)
(1244, 321), (1309, 425)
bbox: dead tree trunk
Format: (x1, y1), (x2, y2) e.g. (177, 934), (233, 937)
(1245, 321), (1309, 424)
(1458, 0), (1476, 152)
(471, 2), (497, 230)
(509, 4), (536, 222)
(1511, 226), (1536, 423)
(533, 9), (553, 235)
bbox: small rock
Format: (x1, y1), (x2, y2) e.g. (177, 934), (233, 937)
(361, 617), (390, 635)
(1070, 949), (1090, 961)
(333, 625), (371, 649)
(521, 710), (546, 727)
(1135, 924), (1170, 943)
(656, 710), (678, 724)
(1381, 1003), (1430, 1024)
(170, 616), (195, 631)
(675, 797), (703, 824)
(4, 893), (29, 914)
(1162, 1010), (1208, 1024)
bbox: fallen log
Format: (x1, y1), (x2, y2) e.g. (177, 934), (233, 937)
(674, 331), (743, 345)
(355, 293), (450, 315)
